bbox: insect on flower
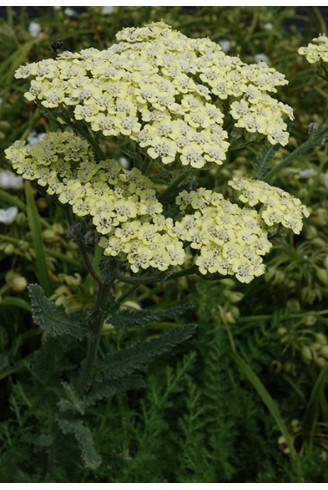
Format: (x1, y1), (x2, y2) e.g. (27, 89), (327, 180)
(50, 39), (64, 54)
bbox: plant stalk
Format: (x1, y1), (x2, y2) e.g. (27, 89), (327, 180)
(76, 282), (112, 396)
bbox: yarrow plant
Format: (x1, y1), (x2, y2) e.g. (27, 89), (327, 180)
(298, 34), (328, 63)
(4, 23), (313, 473)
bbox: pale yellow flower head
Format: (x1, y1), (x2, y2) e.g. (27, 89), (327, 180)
(298, 34), (328, 63)
(229, 177), (310, 234)
(15, 23), (292, 169)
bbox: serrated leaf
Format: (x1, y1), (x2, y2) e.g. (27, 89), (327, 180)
(86, 375), (145, 406)
(95, 323), (196, 382)
(111, 303), (193, 328)
(255, 143), (280, 180)
(57, 418), (101, 470)
(28, 284), (85, 340)
(58, 382), (85, 415)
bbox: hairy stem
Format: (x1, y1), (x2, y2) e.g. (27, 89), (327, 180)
(158, 170), (191, 202)
(76, 282), (112, 396)
(263, 125), (328, 182)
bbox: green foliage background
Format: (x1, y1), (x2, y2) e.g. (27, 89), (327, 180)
(0, 6), (327, 482)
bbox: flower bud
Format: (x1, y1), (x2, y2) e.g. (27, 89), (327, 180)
(315, 268), (328, 286)
(64, 273), (81, 287)
(6, 271), (28, 292)
(304, 224), (318, 239)
(15, 212), (27, 226)
(303, 315), (316, 326)
(312, 238), (327, 248)
(0, 120), (10, 130)
(3, 243), (15, 254)
(290, 419), (301, 434)
(301, 345), (313, 363)
(11, 275), (28, 292)
(277, 327), (287, 336)
(36, 197), (48, 211)
(314, 356), (327, 368)
(286, 299), (301, 312)
(278, 435), (290, 454)
(310, 208), (328, 226)
(315, 333), (327, 345)
(321, 345), (328, 359)
(223, 290), (244, 303)
(283, 362), (296, 373)
(42, 229), (58, 243)
(270, 360), (282, 374)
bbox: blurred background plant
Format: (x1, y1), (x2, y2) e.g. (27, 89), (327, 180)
(0, 6), (327, 483)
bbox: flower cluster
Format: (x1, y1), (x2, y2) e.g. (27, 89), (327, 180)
(175, 188), (272, 283)
(298, 34), (328, 63)
(5, 129), (310, 282)
(15, 23), (292, 169)
(229, 177), (310, 234)
(4, 131), (185, 273)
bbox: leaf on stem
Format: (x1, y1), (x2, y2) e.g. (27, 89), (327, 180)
(28, 284), (85, 340)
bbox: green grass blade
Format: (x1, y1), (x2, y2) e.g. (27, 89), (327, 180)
(0, 189), (26, 212)
(0, 297), (32, 312)
(25, 181), (52, 296)
(302, 365), (328, 446)
(231, 352), (297, 457)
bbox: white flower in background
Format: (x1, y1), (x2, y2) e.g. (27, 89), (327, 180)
(323, 170), (328, 188)
(299, 169), (316, 179)
(27, 131), (45, 145)
(219, 39), (231, 52)
(119, 157), (130, 169)
(263, 22), (273, 30)
(0, 206), (18, 224)
(64, 8), (75, 17)
(254, 53), (269, 63)
(0, 170), (24, 190)
(102, 6), (113, 15)
(0, 98), (3, 106)
(28, 22), (42, 37)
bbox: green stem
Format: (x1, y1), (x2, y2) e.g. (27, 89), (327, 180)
(158, 170), (191, 202)
(57, 109), (106, 162)
(76, 282), (112, 396)
(263, 125), (328, 182)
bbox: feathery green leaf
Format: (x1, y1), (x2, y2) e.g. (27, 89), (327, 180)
(28, 284), (85, 340)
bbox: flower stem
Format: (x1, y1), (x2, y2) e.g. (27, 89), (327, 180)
(263, 125), (328, 182)
(76, 282), (112, 396)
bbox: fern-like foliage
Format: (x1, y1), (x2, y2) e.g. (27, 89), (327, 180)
(255, 142), (280, 180)
(110, 303), (193, 328)
(94, 323), (196, 383)
(57, 382), (85, 415)
(28, 284), (85, 340)
(56, 418), (102, 470)
(86, 375), (145, 406)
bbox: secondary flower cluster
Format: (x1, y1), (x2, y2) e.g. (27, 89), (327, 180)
(15, 23), (292, 169)
(175, 188), (271, 283)
(298, 34), (328, 63)
(4, 131), (186, 273)
(5, 130), (309, 283)
(228, 177), (310, 234)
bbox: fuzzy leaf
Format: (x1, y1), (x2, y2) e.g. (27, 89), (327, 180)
(57, 382), (85, 415)
(95, 323), (196, 382)
(57, 418), (101, 470)
(28, 284), (85, 340)
(255, 143), (280, 180)
(110, 303), (193, 328)
(86, 375), (145, 406)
